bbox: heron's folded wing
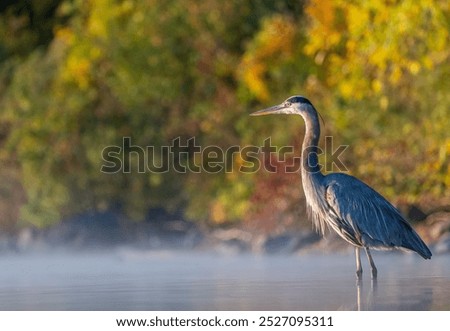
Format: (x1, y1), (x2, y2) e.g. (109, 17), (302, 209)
(324, 177), (414, 248)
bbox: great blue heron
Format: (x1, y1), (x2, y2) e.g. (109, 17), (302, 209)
(251, 96), (432, 279)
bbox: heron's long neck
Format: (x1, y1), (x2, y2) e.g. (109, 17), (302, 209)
(300, 108), (326, 235)
(301, 111), (322, 175)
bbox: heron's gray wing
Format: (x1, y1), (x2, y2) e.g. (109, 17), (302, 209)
(324, 174), (431, 258)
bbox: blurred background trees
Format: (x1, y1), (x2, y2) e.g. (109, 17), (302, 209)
(0, 0), (448, 232)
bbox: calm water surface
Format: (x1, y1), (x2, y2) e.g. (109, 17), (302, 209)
(0, 251), (448, 310)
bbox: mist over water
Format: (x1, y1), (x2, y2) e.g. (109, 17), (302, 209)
(0, 251), (448, 310)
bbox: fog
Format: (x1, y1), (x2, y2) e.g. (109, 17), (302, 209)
(0, 250), (448, 310)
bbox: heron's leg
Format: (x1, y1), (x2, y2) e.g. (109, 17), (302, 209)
(355, 247), (362, 279)
(364, 247), (377, 279)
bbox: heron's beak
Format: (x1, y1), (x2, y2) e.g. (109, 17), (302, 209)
(250, 103), (288, 116)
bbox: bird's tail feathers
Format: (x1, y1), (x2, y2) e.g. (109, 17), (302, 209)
(402, 230), (432, 259)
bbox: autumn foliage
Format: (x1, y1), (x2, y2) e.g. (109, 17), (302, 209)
(0, 0), (448, 230)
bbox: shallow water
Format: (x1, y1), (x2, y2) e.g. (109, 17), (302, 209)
(0, 250), (448, 310)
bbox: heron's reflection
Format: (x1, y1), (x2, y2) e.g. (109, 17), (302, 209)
(356, 278), (378, 310)
(355, 277), (434, 310)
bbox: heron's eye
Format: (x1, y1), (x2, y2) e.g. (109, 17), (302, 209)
(285, 102), (291, 107)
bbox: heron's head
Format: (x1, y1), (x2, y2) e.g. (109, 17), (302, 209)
(250, 95), (314, 117)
